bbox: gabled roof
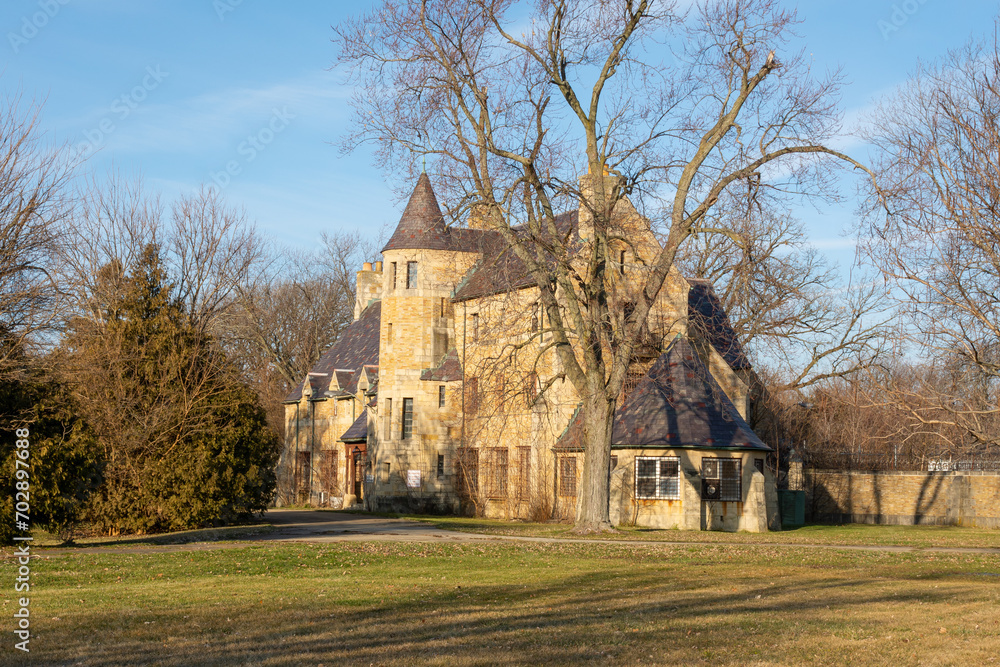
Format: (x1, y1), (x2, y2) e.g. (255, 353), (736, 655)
(334, 370), (354, 391)
(556, 336), (769, 452)
(340, 412), (368, 443)
(382, 173), (494, 253)
(452, 210), (579, 302)
(420, 348), (463, 382)
(285, 301), (381, 402)
(687, 280), (751, 371)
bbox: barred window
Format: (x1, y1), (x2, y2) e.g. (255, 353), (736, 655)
(703, 457), (741, 501)
(458, 448), (479, 498)
(516, 446), (531, 500)
(439, 385), (446, 408)
(401, 398), (413, 440)
(483, 448), (509, 499)
(622, 367), (645, 404)
(322, 451), (338, 495)
(558, 456), (577, 497)
(635, 456), (680, 500)
(465, 377), (479, 415)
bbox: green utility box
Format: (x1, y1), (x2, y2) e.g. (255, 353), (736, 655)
(778, 489), (805, 527)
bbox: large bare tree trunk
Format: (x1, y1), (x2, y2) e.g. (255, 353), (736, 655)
(577, 384), (615, 532)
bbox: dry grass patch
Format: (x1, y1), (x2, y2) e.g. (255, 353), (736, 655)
(2, 541), (999, 665)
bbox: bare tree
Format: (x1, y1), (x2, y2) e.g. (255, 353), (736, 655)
(678, 197), (890, 393)
(337, 0), (873, 532)
(861, 32), (1000, 456)
(0, 91), (74, 375)
(224, 231), (379, 436)
(59, 175), (271, 335)
(168, 187), (271, 335)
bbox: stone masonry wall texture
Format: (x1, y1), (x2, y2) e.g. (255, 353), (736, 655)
(805, 470), (1000, 528)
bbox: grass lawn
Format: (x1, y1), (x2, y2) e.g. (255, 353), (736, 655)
(381, 514), (1000, 550)
(3, 540), (999, 665)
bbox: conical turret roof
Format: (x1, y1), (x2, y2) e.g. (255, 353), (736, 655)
(382, 173), (453, 252)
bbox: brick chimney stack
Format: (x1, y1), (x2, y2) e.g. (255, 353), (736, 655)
(354, 260), (383, 320)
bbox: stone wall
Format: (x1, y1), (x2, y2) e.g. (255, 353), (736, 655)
(805, 470), (1000, 528)
(606, 448), (780, 532)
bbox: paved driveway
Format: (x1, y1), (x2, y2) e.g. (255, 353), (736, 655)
(260, 509), (489, 543)
(15, 510), (1000, 556)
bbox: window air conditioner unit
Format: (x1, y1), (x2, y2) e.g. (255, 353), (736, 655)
(702, 479), (721, 500)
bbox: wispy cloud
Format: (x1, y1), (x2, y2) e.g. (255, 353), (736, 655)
(67, 69), (349, 157)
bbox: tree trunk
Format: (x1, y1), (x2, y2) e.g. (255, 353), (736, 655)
(574, 384), (615, 533)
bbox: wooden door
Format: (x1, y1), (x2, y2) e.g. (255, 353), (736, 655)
(353, 450), (363, 500)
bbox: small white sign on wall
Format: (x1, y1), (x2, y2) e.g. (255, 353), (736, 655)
(406, 469), (421, 488)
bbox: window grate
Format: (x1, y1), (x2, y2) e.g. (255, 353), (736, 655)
(465, 377), (479, 414)
(635, 456), (680, 499)
(484, 448), (509, 499)
(558, 457), (577, 497)
(458, 448), (479, 498)
(516, 446), (531, 501)
(702, 457), (741, 501)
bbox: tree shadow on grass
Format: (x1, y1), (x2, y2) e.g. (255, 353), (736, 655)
(19, 548), (994, 667)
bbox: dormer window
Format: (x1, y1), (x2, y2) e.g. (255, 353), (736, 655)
(406, 261), (417, 289)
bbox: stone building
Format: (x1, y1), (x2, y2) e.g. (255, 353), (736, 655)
(276, 173), (780, 531)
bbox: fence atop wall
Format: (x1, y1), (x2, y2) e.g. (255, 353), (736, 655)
(805, 450), (1000, 473)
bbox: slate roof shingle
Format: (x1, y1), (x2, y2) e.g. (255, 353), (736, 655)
(556, 335), (769, 452)
(687, 280), (751, 371)
(420, 348), (464, 382)
(382, 173), (495, 254)
(452, 210), (579, 302)
(284, 301), (381, 402)
(340, 412), (368, 443)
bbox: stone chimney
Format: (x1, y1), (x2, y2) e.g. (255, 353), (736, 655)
(354, 260), (383, 320)
(577, 165), (619, 241)
(577, 166), (639, 243)
(468, 203), (502, 230)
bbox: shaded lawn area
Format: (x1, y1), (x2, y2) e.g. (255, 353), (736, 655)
(378, 514), (1000, 549)
(3, 541), (999, 666)
(22, 524), (275, 549)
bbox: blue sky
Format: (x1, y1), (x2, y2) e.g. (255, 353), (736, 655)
(2, 0), (997, 264)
